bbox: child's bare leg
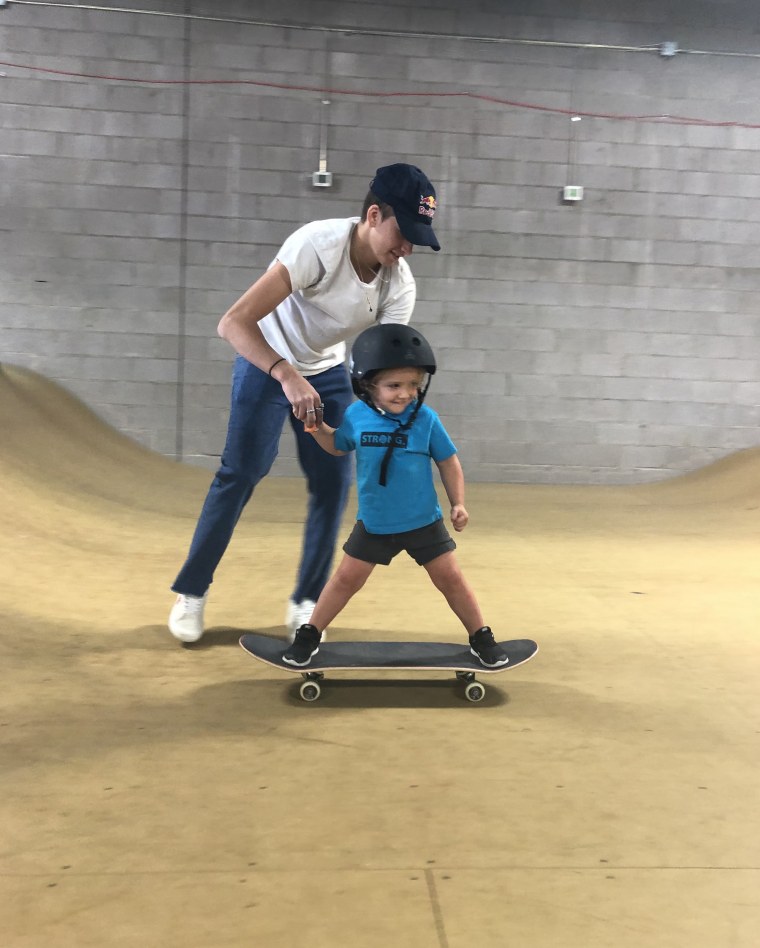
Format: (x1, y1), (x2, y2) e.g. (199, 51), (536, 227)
(423, 551), (484, 634)
(308, 554), (375, 632)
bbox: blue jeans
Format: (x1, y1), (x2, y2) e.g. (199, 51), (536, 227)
(172, 357), (353, 602)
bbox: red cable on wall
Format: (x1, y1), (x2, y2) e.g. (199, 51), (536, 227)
(1, 59), (758, 128)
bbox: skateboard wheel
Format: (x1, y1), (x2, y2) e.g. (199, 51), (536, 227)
(300, 680), (321, 702)
(465, 681), (485, 703)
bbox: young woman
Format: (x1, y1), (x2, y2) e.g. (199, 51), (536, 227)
(169, 164), (441, 644)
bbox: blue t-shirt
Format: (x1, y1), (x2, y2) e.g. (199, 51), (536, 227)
(334, 400), (457, 534)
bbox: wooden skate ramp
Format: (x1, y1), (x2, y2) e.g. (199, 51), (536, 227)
(2, 364), (758, 948)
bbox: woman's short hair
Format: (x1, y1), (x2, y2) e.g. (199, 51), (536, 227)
(361, 191), (394, 222)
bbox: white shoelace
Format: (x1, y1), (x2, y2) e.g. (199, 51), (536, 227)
(181, 595), (204, 614)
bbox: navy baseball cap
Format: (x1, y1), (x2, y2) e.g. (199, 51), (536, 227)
(370, 163), (440, 251)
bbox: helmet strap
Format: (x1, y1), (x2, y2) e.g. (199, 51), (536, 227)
(377, 375), (431, 487)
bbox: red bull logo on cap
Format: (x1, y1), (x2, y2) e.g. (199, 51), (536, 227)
(419, 194), (437, 218)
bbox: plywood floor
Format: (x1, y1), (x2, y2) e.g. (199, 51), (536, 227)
(2, 364), (758, 947)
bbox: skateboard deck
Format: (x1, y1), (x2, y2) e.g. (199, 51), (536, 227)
(239, 633), (538, 702)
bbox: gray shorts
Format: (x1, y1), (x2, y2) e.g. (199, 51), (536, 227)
(343, 518), (456, 566)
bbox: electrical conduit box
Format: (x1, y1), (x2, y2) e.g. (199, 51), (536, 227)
(562, 185), (584, 202)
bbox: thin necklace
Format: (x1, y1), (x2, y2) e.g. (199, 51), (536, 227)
(360, 281), (376, 314)
(350, 245), (378, 284)
(350, 247), (389, 314)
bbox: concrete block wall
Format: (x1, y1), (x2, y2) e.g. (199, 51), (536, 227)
(2, 0), (759, 484)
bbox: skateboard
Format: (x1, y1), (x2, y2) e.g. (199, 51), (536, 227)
(239, 633), (538, 703)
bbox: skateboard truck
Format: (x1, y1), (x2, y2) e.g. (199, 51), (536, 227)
(298, 669), (486, 703)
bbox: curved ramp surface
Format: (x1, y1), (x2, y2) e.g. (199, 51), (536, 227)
(2, 364), (758, 948)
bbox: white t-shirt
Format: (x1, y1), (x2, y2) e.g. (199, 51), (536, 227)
(258, 217), (416, 376)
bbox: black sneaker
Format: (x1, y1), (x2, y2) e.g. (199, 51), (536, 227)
(469, 627), (509, 668)
(283, 624), (321, 667)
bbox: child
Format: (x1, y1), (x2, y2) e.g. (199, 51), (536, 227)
(282, 323), (508, 669)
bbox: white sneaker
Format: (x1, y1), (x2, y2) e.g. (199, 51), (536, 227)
(285, 598), (320, 643)
(169, 592), (208, 643)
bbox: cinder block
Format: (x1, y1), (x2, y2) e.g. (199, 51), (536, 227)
(3, 0), (759, 484)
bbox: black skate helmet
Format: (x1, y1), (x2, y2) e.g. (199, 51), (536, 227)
(349, 324), (437, 486)
(349, 323), (436, 396)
